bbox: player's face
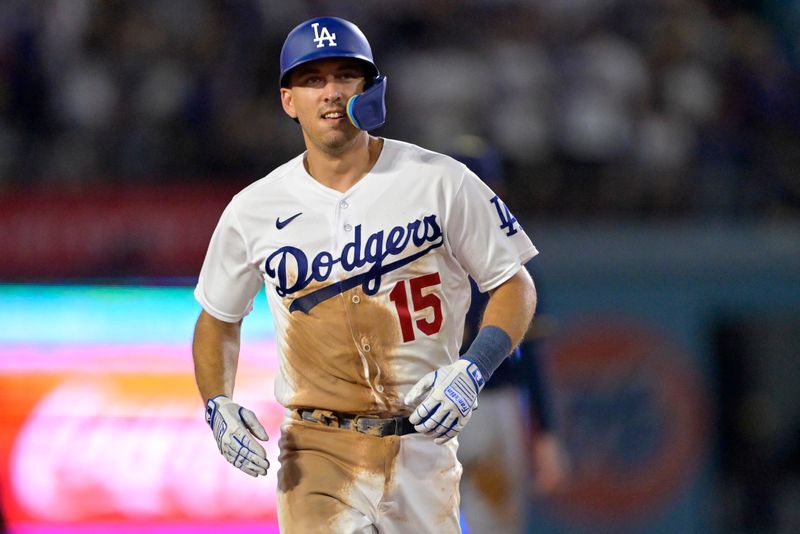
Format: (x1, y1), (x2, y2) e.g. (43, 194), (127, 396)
(281, 59), (367, 154)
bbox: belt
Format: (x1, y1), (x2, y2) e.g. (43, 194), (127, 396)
(297, 409), (417, 437)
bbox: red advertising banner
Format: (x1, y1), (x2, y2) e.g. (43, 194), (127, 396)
(0, 184), (243, 279)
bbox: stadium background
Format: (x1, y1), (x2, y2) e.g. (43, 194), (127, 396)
(1, 1), (799, 533)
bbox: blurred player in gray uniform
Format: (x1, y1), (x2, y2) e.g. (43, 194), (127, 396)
(192, 17), (539, 533)
(450, 136), (569, 534)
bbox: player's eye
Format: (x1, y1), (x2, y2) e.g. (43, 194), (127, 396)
(336, 70), (362, 81)
(298, 74), (324, 87)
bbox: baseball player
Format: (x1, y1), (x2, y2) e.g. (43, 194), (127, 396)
(450, 138), (569, 533)
(192, 17), (538, 534)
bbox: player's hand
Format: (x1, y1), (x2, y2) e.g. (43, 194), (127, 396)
(404, 359), (485, 444)
(532, 433), (570, 495)
(205, 395), (270, 477)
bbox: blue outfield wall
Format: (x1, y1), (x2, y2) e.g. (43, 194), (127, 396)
(519, 222), (800, 534)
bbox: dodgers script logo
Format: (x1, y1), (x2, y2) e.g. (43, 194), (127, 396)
(311, 22), (337, 48)
(264, 215), (443, 314)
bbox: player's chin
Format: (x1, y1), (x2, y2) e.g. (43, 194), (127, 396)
(319, 129), (359, 151)
(322, 119), (357, 137)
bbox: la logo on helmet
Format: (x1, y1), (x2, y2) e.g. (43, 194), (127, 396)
(311, 22), (337, 48)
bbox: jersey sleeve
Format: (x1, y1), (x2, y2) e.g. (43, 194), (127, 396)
(446, 169), (538, 293)
(194, 202), (263, 322)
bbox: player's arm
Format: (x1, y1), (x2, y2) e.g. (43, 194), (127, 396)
(192, 309), (242, 401)
(517, 319), (571, 493)
(480, 267), (537, 349)
(454, 266), (536, 391)
(192, 310), (270, 477)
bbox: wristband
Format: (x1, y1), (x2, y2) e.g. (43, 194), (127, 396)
(461, 325), (513, 381)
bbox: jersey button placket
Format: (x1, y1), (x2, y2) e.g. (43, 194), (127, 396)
(360, 336), (382, 393)
(334, 195), (367, 387)
(339, 197), (352, 232)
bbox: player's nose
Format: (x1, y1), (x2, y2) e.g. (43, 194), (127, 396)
(322, 76), (346, 102)
(323, 91), (343, 103)
(323, 88), (343, 103)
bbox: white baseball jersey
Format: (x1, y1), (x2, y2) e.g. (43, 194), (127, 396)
(195, 138), (537, 416)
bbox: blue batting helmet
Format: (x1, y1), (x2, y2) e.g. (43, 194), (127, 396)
(279, 17), (387, 130)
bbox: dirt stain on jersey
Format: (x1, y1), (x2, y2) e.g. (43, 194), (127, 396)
(282, 283), (402, 415)
(341, 285), (404, 415)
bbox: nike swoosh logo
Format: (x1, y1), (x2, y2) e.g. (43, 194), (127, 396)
(276, 212), (302, 230)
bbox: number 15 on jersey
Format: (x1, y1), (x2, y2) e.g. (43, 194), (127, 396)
(388, 273), (443, 342)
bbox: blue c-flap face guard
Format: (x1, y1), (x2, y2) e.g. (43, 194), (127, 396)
(346, 75), (387, 131)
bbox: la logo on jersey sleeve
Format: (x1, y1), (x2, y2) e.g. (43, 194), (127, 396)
(490, 195), (519, 236)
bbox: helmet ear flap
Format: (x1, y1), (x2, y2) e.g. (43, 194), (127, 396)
(346, 75), (387, 131)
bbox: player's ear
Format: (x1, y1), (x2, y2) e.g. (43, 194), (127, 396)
(280, 88), (297, 119)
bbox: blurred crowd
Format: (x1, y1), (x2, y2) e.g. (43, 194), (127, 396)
(0, 0), (799, 219)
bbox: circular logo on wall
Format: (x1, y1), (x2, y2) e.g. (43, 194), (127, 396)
(542, 318), (710, 527)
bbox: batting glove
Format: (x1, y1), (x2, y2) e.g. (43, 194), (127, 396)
(205, 395), (270, 477)
(404, 359), (485, 444)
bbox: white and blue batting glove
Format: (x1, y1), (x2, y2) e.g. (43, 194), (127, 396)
(205, 395), (270, 477)
(404, 359), (485, 444)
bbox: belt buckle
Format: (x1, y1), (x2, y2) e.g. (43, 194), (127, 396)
(353, 415), (375, 435)
(355, 415), (391, 437)
(308, 409), (339, 427)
